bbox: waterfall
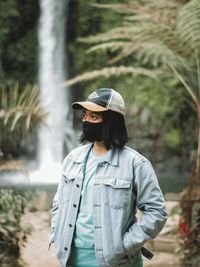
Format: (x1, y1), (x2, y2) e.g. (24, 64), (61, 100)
(29, 0), (75, 184)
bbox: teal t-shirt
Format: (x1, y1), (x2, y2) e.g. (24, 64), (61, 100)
(68, 149), (111, 267)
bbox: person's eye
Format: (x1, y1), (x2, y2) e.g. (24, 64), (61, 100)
(91, 115), (97, 120)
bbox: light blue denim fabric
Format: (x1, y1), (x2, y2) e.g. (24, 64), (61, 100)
(49, 144), (167, 267)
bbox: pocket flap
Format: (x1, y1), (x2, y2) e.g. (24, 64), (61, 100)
(101, 179), (131, 189)
(62, 171), (75, 182)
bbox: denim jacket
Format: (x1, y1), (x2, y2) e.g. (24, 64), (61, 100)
(49, 144), (167, 267)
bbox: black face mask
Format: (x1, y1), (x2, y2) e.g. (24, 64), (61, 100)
(82, 121), (103, 142)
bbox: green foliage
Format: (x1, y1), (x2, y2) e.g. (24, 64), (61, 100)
(69, 0), (200, 107)
(165, 129), (181, 150)
(0, 0), (19, 43)
(68, 0), (127, 90)
(0, 82), (46, 158)
(0, 0), (39, 83)
(0, 189), (30, 267)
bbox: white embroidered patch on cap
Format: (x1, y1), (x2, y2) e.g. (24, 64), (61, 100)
(88, 92), (99, 99)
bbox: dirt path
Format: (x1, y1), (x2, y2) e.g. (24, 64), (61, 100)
(21, 211), (59, 267)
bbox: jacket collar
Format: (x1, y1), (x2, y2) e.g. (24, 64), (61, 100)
(69, 143), (119, 166)
(107, 147), (119, 166)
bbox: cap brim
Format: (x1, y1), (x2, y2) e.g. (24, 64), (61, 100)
(72, 101), (108, 112)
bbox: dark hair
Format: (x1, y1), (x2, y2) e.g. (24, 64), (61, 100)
(80, 110), (128, 150)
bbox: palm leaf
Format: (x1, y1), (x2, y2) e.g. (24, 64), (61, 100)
(79, 2), (189, 67)
(0, 83), (46, 133)
(177, 0), (200, 54)
(92, 1), (181, 16)
(86, 41), (131, 54)
(76, 0), (200, 104)
(0, 82), (46, 158)
(64, 66), (158, 86)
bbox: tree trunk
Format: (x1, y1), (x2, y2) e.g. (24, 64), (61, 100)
(195, 108), (200, 180)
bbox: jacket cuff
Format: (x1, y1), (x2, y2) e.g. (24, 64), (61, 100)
(48, 233), (54, 249)
(123, 227), (146, 257)
(123, 232), (136, 256)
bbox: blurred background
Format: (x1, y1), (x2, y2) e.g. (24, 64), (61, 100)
(0, 0), (200, 266)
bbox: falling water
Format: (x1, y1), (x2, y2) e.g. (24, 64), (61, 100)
(29, 0), (74, 184)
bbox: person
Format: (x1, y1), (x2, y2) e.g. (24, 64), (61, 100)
(49, 88), (167, 267)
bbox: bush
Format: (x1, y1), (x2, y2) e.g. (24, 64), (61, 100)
(0, 189), (30, 267)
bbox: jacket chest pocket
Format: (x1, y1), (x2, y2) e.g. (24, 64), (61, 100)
(60, 172), (75, 203)
(101, 179), (131, 209)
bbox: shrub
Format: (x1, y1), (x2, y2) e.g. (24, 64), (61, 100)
(0, 189), (30, 267)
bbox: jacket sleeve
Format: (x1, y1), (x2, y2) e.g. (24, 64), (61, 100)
(49, 157), (68, 247)
(123, 160), (167, 256)
(49, 179), (62, 246)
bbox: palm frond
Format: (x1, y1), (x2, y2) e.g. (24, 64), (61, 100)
(0, 83), (46, 133)
(92, 1), (181, 16)
(0, 82), (47, 158)
(136, 41), (190, 69)
(177, 0), (200, 54)
(78, 28), (132, 44)
(86, 41), (131, 54)
(167, 62), (199, 107)
(69, 0), (200, 108)
(86, 22), (189, 68)
(91, 3), (138, 15)
(64, 66), (158, 86)
(86, 1), (197, 69)
(92, 0), (180, 30)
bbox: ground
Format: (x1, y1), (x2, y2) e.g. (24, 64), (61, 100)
(21, 211), (59, 267)
(21, 201), (181, 267)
